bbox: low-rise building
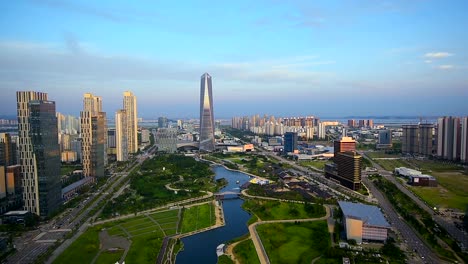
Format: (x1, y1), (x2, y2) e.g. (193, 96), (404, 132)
(394, 167), (437, 187)
(339, 201), (390, 243)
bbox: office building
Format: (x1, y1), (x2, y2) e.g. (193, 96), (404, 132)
(338, 201), (390, 243)
(283, 132), (298, 154)
(437, 117), (461, 160)
(156, 128), (177, 153)
(115, 110), (128, 161)
(418, 124), (434, 156)
(6, 165), (21, 195)
(16, 91), (61, 217)
(462, 117), (468, 163)
(123, 91), (138, 154)
(199, 73), (215, 152)
(334, 137), (356, 153)
(325, 151), (362, 190)
(402, 125), (419, 154)
(158, 117), (168, 129)
(81, 93), (106, 178)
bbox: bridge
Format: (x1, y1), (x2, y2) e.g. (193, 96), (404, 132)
(214, 191), (241, 200)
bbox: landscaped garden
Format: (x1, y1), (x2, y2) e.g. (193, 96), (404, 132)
(100, 154), (215, 219)
(233, 239), (260, 264)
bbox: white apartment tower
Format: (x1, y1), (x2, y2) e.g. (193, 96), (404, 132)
(123, 91), (138, 154)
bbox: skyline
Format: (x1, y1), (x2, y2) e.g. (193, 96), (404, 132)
(1, 1), (468, 118)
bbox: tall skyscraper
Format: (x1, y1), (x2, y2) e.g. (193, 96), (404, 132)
(123, 91), (138, 154)
(81, 93), (107, 178)
(16, 91), (61, 217)
(115, 110), (128, 161)
(461, 117), (468, 163)
(199, 73), (215, 152)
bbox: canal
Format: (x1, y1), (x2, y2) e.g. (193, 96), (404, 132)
(176, 165), (252, 264)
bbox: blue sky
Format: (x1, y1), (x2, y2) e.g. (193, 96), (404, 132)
(0, 0), (467, 119)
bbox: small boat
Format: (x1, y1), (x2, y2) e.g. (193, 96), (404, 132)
(236, 180), (240, 184)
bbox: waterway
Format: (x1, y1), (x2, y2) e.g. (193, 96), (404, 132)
(176, 165), (251, 264)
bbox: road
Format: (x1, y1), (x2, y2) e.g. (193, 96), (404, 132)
(362, 152), (468, 252)
(363, 176), (441, 264)
(6, 144), (157, 264)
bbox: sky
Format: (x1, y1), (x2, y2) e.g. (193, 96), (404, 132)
(0, 0), (467, 119)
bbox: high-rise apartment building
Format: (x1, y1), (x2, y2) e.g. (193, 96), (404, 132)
(461, 117), (468, 163)
(437, 116), (461, 160)
(123, 91), (138, 154)
(0, 133), (13, 166)
(16, 91), (61, 217)
(115, 110), (128, 161)
(377, 129), (392, 148)
(418, 124), (434, 156)
(81, 93), (107, 178)
(402, 125), (419, 154)
(199, 73), (215, 152)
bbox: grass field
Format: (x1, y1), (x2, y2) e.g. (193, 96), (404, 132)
(365, 151), (401, 159)
(53, 226), (101, 264)
(257, 221), (330, 264)
(243, 200), (326, 221)
(410, 171), (468, 211)
(95, 250), (123, 264)
(373, 158), (409, 171)
(54, 209), (180, 264)
(407, 159), (463, 172)
(180, 202), (216, 234)
(298, 160), (330, 170)
(233, 239), (260, 264)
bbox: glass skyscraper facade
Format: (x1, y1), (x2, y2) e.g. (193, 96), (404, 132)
(199, 73), (215, 152)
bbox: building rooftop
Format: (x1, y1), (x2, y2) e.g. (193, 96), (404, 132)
(4, 210), (30, 216)
(338, 201), (390, 228)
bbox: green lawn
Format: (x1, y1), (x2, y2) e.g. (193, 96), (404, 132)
(233, 239), (260, 264)
(243, 200), (325, 221)
(407, 159), (463, 172)
(298, 160), (329, 170)
(95, 250), (123, 264)
(365, 151), (401, 159)
(257, 221), (330, 264)
(410, 171), (468, 211)
(218, 255), (235, 264)
(60, 165), (78, 176)
(180, 202), (215, 233)
(53, 226), (101, 264)
(55, 209), (180, 264)
(373, 159), (409, 171)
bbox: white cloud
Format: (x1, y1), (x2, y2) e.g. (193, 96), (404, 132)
(436, 65), (454, 70)
(424, 60), (432, 64)
(424, 52), (453, 59)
